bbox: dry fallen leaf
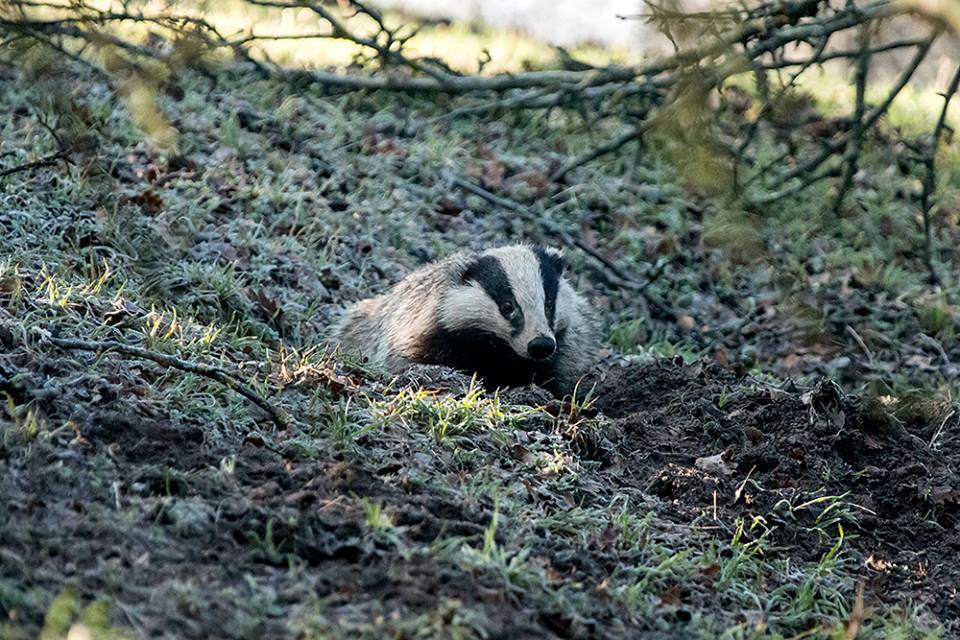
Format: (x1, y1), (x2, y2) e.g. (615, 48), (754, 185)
(865, 554), (893, 572)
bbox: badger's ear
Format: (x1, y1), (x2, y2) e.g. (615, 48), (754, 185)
(541, 246), (566, 274)
(458, 256), (482, 284)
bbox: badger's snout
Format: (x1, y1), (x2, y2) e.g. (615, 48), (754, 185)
(527, 335), (556, 360)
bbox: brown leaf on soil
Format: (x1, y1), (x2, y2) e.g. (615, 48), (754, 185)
(579, 219), (598, 249)
(779, 353), (802, 371)
(932, 486), (960, 506)
(243, 434), (265, 448)
(376, 138), (407, 158)
(249, 288), (281, 323)
(0, 277), (19, 294)
(247, 480), (281, 501)
(134, 163), (161, 183)
(504, 169), (549, 198)
(283, 490), (316, 508)
(361, 130), (407, 158)
(744, 426), (763, 445)
(481, 159), (505, 189)
(865, 554), (893, 572)
(660, 585), (683, 606)
(435, 198), (462, 216)
(130, 188), (164, 214)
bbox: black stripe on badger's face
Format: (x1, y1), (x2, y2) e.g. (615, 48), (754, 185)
(533, 247), (564, 329)
(462, 255), (523, 335)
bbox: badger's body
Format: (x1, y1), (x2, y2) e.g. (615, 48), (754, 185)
(333, 245), (597, 395)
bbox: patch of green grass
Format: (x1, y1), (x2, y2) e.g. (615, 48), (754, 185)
(916, 298), (956, 339)
(372, 379), (525, 444)
(608, 318), (647, 354)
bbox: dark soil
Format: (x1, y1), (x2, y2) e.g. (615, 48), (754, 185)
(590, 358), (960, 625)
(3, 339), (958, 637)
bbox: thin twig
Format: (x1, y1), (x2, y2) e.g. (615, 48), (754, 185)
(919, 64), (960, 285)
(244, 0), (451, 82)
(0, 150), (69, 179)
(759, 37), (928, 70)
(845, 324), (874, 362)
(42, 336), (291, 429)
(754, 166), (839, 205)
(832, 24), (872, 214)
(733, 33), (830, 194)
(550, 123), (652, 182)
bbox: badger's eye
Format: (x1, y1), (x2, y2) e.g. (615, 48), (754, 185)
(501, 302), (515, 317)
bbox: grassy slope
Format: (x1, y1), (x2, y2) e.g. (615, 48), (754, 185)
(1, 13), (959, 640)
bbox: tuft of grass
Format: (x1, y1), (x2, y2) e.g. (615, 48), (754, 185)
(372, 378), (524, 444)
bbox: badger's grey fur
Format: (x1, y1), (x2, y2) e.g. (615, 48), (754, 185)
(333, 245), (597, 395)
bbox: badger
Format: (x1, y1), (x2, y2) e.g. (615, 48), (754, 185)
(332, 244), (597, 396)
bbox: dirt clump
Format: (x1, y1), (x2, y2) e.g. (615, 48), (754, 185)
(591, 358), (960, 623)
(3, 346), (957, 637)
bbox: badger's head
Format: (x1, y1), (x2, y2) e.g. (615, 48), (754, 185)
(437, 245), (569, 362)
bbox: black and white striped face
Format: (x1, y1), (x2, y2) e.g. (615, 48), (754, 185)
(438, 245), (566, 361)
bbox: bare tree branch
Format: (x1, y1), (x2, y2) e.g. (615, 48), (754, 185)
(751, 32), (937, 206)
(918, 65), (960, 285)
(551, 123), (651, 183)
(0, 150), (69, 180)
(832, 24), (873, 214)
(42, 336), (292, 429)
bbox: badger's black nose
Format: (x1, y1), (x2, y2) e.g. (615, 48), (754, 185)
(527, 336), (556, 360)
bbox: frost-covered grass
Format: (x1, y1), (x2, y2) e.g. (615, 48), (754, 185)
(0, 18), (957, 637)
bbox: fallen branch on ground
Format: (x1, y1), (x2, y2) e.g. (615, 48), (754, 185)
(0, 150), (70, 180)
(41, 335), (292, 429)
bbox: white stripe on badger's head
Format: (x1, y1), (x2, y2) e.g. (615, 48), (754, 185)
(437, 245), (565, 361)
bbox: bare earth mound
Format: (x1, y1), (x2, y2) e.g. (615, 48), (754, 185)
(2, 328), (956, 637)
(592, 359), (960, 625)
